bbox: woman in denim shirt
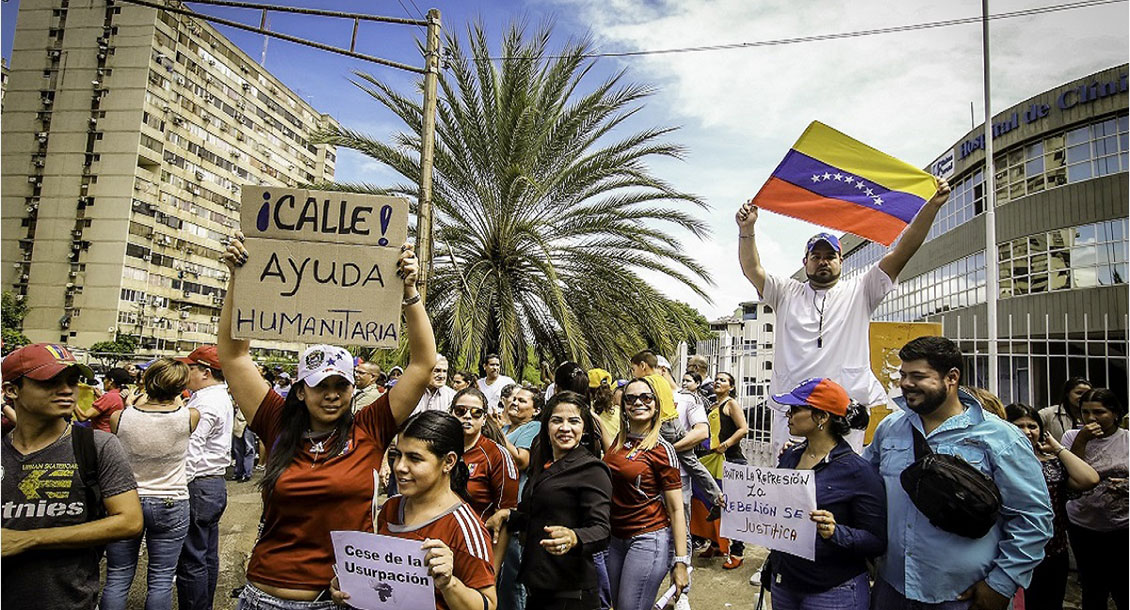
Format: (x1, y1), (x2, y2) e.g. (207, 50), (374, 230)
(768, 378), (886, 610)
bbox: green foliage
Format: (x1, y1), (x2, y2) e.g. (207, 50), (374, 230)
(88, 335), (139, 369)
(1, 291), (30, 354)
(315, 21), (713, 376)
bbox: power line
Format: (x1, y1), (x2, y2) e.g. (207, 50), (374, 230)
(485, 0), (1126, 60)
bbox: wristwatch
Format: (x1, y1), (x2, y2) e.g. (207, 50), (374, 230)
(673, 555), (691, 566)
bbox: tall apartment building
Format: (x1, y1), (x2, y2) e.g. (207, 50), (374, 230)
(2, 0), (340, 358)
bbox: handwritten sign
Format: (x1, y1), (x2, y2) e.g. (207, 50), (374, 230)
(232, 187), (410, 347)
(331, 531), (435, 610)
(720, 463), (817, 560)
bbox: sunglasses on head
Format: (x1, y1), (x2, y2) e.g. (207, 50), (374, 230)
(623, 393), (655, 405)
(452, 405), (486, 419)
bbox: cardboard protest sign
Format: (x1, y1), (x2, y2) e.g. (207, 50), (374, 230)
(866, 321), (942, 443)
(232, 187), (410, 348)
(331, 531), (435, 610)
(720, 463), (818, 561)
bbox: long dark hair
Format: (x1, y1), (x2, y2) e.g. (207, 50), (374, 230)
(399, 410), (471, 502)
(1005, 403), (1044, 437)
(1059, 377), (1091, 421)
(259, 381), (354, 499)
(529, 391), (601, 478)
(591, 382), (615, 415)
(554, 362), (590, 397)
(451, 386), (506, 446)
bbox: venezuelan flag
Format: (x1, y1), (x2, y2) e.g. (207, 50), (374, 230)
(752, 121), (939, 246)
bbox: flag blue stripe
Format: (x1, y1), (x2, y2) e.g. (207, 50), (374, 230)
(771, 150), (926, 223)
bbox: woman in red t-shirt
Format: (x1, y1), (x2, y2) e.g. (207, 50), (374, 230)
(217, 234), (437, 608)
(603, 377), (689, 610)
(450, 386), (518, 572)
(333, 410), (498, 610)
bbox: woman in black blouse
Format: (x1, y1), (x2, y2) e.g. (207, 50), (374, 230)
(496, 391), (612, 610)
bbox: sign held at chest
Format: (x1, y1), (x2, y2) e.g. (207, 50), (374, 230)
(232, 187), (410, 348)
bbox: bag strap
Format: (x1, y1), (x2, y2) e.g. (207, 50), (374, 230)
(70, 425), (105, 521)
(910, 424), (933, 461)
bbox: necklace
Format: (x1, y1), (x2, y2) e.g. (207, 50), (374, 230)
(812, 290), (828, 349)
(303, 429), (337, 458)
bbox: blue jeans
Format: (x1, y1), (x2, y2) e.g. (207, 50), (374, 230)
(102, 497), (190, 610)
(236, 583), (337, 610)
(593, 550), (612, 610)
(772, 572), (870, 610)
(870, 578), (972, 610)
(498, 535), (527, 610)
(177, 476), (228, 610)
(232, 430), (257, 479)
(606, 527), (673, 610)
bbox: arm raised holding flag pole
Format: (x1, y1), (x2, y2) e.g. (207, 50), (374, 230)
(876, 177), (951, 281)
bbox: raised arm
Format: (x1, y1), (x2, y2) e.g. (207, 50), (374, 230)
(878, 178), (950, 281)
(217, 232), (270, 424)
(387, 244), (438, 425)
(735, 200), (767, 296)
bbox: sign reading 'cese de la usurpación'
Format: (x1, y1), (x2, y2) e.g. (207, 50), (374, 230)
(232, 186), (410, 348)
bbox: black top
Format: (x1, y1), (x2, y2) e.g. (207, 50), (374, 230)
(770, 439), (887, 594)
(508, 445), (612, 592)
(717, 399), (746, 463)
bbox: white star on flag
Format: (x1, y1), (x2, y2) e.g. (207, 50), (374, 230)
(855, 182), (866, 190)
(822, 172), (831, 180)
(834, 173), (843, 181)
(873, 196), (884, 206)
(811, 174), (822, 183)
(865, 188), (875, 197)
(844, 176), (854, 184)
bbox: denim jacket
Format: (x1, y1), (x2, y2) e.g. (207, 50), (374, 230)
(862, 389), (1053, 603)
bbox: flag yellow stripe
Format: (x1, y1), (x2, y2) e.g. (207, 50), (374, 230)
(792, 121), (938, 201)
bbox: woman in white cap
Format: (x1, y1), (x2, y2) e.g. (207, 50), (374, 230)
(216, 233), (437, 609)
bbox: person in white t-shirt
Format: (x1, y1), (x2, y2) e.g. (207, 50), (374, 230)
(735, 178), (950, 454)
(476, 353), (515, 415)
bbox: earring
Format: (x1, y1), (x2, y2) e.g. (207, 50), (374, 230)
(818, 423), (824, 430)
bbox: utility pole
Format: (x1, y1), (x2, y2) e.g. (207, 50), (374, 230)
(417, 8), (441, 304)
(981, 0), (999, 395)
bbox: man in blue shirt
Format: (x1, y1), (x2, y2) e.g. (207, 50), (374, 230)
(864, 336), (1052, 610)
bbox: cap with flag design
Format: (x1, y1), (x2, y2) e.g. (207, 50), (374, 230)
(297, 344), (354, 387)
(806, 232), (842, 254)
(2, 343), (94, 382)
(771, 377), (850, 417)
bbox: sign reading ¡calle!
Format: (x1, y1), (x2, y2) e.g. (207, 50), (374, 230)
(231, 186), (410, 348)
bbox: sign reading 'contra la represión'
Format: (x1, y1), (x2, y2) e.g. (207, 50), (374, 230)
(720, 463), (818, 561)
(232, 187), (410, 348)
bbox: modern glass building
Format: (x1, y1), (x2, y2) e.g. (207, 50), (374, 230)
(837, 64), (1128, 406)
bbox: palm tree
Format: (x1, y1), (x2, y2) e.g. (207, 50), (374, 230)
(316, 21), (713, 374)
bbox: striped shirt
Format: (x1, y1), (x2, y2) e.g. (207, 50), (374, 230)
(603, 436), (682, 539)
(463, 434), (519, 520)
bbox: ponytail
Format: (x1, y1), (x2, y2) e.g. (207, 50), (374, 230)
(825, 401), (870, 438)
(450, 460), (471, 503)
(399, 410), (471, 502)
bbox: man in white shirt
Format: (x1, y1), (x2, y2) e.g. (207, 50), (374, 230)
(413, 355), (455, 415)
(476, 353), (515, 415)
(176, 345), (233, 610)
(735, 179), (950, 454)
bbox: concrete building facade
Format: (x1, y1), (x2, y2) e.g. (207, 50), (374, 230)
(3, 0), (339, 358)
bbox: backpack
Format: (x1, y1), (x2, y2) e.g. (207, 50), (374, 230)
(71, 425), (106, 522)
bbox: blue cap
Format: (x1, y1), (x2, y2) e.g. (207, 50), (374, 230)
(806, 233), (841, 254)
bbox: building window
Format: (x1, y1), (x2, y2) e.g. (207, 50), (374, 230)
(999, 218), (1128, 297)
(876, 250), (987, 322)
(927, 169), (984, 240)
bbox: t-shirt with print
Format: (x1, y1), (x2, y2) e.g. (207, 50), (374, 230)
(378, 495), (496, 610)
(603, 437), (682, 539)
(246, 389), (398, 590)
(90, 388), (124, 433)
(463, 434), (519, 520)
(762, 264), (894, 408)
(1, 428), (138, 610)
(1062, 427), (1129, 531)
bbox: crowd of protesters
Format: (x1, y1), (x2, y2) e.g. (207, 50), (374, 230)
(2, 189), (1127, 610)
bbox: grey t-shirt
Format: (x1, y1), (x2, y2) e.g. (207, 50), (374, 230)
(2, 427), (137, 610)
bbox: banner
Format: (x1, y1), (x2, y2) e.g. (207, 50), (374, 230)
(720, 463), (817, 560)
(331, 531), (435, 610)
(866, 321), (943, 442)
(232, 187), (409, 348)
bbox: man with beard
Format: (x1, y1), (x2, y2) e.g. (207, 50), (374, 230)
(864, 336), (1051, 610)
(735, 178), (950, 455)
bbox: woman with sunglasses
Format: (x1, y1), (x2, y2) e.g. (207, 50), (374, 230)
(451, 387), (519, 573)
(603, 378), (688, 610)
(695, 372), (749, 569)
(332, 411), (498, 610)
(769, 378), (884, 610)
(496, 391), (612, 610)
(217, 234), (437, 608)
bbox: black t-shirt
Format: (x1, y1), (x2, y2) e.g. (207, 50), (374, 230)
(2, 428), (137, 610)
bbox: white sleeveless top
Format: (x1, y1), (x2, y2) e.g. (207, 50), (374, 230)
(116, 406), (192, 500)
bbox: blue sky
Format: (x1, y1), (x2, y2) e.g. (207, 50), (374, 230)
(4, 0), (1128, 318)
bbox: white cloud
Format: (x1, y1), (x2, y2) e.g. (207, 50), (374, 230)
(549, 0), (1128, 318)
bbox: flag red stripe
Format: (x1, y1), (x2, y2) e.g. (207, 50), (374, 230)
(751, 177), (907, 246)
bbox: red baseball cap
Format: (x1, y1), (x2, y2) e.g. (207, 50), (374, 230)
(2, 343), (94, 382)
(178, 345), (221, 369)
(772, 377), (850, 417)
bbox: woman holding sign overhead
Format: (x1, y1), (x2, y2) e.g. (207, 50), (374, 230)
(767, 378), (885, 610)
(217, 232), (437, 609)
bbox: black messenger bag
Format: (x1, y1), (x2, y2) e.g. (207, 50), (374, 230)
(899, 426), (1002, 538)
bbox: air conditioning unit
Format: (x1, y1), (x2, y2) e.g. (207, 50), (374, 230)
(210, 315), (219, 323)
(235, 132), (245, 142)
(42, 97), (53, 106)
(229, 150), (240, 158)
(162, 104), (171, 112)
(49, 49), (61, 59)
(34, 159), (45, 167)
(28, 176), (39, 183)
(142, 254), (152, 261)
(194, 171), (205, 180)
(37, 132), (49, 141)
(180, 311), (190, 319)
(65, 282), (74, 289)
(189, 186), (200, 195)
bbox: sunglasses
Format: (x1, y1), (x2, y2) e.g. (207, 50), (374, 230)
(623, 393), (656, 405)
(452, 405), (486, 419)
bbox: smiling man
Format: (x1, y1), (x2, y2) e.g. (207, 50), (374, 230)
(1, 343), (142, 610)
(735, 179), (950, 455)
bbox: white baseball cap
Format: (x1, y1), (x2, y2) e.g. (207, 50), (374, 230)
(656, 355), (671, 370)
(297, 344), (354, 387)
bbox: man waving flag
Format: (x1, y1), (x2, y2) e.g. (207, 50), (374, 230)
(752, 121), (941, 246)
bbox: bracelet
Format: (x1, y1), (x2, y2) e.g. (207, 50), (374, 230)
(1055, 447), (1066, 457)
(739, 233), (755, 238)
(402, 293), (421, 307)
(673, 555), (691, 566)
